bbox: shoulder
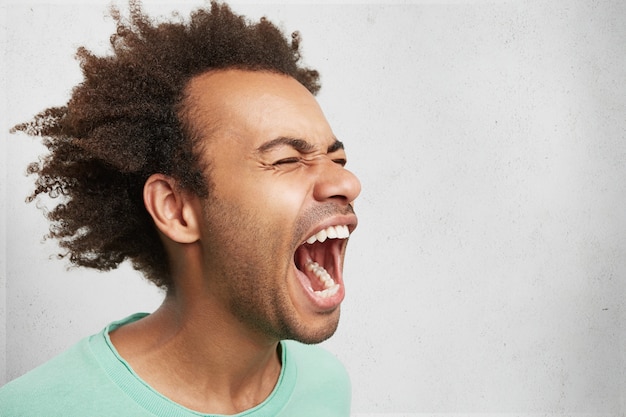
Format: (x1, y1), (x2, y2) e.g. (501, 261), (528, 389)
(0, 338), (88, 413)
(1, 337), (93, 391)
(0, 329), (148, 417)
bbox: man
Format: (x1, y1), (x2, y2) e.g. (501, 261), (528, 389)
(0, 1), (361, 415)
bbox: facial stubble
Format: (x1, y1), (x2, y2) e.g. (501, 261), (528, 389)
(200, 196), (347, 344)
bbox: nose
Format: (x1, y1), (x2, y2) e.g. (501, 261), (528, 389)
(313, 159), (361, 205)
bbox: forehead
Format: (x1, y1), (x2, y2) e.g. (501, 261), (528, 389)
(184, 69), (333, 150)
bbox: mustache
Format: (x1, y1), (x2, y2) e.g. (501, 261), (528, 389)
(293, 203), (356, 246)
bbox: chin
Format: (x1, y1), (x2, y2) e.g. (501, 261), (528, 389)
(287, 310), (341, 345)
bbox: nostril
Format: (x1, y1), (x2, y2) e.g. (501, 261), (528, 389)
(328, 194), (349, 204)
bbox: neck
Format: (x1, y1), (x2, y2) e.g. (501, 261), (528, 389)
(109, 290), (282, 414)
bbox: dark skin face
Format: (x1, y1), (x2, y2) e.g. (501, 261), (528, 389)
(188, 69), (361, 344)
(109, 69), (360, 413)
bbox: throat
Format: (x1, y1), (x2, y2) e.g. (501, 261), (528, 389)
(111, 306), (284, 414)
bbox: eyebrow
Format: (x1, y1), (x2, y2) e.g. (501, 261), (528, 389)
(255, 136), (344, 154)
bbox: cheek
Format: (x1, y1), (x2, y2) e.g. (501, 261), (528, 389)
(210, 159), (314, 240)
(261, 186), (305, 215)
(239, 174), (310, 220)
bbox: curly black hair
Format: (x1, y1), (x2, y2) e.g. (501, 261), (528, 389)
(12, 0), (320, 289)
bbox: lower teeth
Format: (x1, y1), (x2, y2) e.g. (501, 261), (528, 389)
(306, 260), (340, 298)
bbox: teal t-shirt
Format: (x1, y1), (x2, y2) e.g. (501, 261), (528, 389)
(0, 314), (351, 416)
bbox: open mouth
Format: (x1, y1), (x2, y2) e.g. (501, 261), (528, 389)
(294, 225), (351, 301)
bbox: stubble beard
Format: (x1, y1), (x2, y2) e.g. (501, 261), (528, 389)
(200, 197), (343, 345)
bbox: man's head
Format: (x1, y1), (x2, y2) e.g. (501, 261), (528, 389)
(13, 1), (321, 288)
(155, 69), (360, 343)
(13, 1), (361, 342)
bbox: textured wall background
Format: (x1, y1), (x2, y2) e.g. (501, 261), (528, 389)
(1, 1), (625, 415)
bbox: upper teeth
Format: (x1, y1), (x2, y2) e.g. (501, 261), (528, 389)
(305, 225), (350, 244)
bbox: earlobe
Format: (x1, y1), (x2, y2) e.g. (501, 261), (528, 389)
(143, 174), (201, 244)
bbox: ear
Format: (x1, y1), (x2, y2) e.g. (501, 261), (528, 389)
(143, 174), (201, 244)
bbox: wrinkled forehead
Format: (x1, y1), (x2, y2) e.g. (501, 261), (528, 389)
(181, 69), (332, 151)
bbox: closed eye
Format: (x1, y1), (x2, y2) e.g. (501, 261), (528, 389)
(333, 158), (347, 167)
(272, 157), (301, 166)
